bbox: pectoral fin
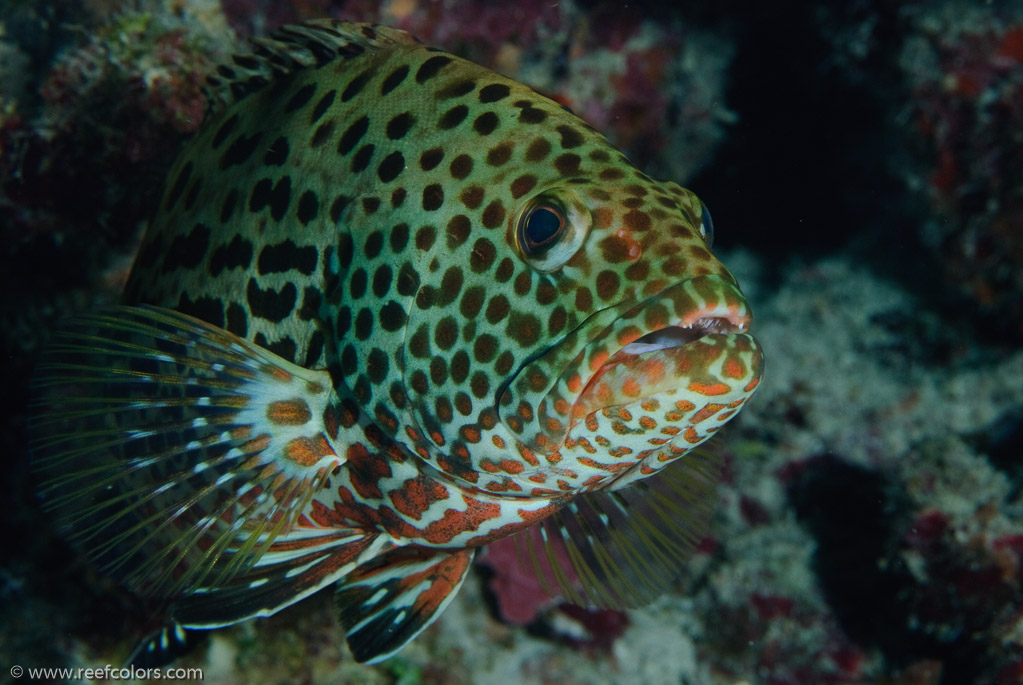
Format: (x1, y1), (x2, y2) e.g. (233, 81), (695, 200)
(30, 305), (343, 597)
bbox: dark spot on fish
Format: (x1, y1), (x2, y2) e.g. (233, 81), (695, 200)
(416, 55), (453, 83)
(525, 138), (551, 162)
(268, 176), (291, 221)
(163, 222), (210, 272)
(361, 197), (380, 215)
(381, 65), (409, 95)
(296, 190), (319, 226)
(470, 237), (496, 273)
(486, 142), (512, 166)
(298, 285), (322, 321)
(310, 89), (336, 124)
(352, 144), (374, 173)
(459, 185), (484, 209)
(364, 230), (384, 260)
(209, 233), (253, 277)
(510, 174), (537, 198)
(338, 116), (369, 156)
(247, 278), (297, 323)
(446, 214), (470, 248)
(176, 293), (224, 328)
(377, 151), (405, 182)
(211, 115), (239, 149)
(258, 239), (317, 276)
(310, 120), (335, 148)
(386, 112), (416, 140)
(397, 263), (419, 296)
(479, 83), (510, 103)
(416, 225), (436, 251)
(304, 330), (324, 367)
(517, 103), (547, 124)
(449, 154), (473, 180)
(481, 200), (506, 229)
(420, 147), (444, 170)
(264, 136), (289, 166)
(473, 112), (499, 136)
(439, 79), (475, 99)
(422, 184), (444, 211)
(390, 222), (410, 252)
(284, 83), (317, 113)
(221, 132), (262, 169)
(438, 105), (468, 130)
(225, 301), (248, 336)
(555, 153), (581, 175)
(354, 307), (373, 340)
(366, 347), (389, 384)
(342, 69), (373, 102)
(379, 301), (406, 332)
(556, 125), (584, 149)
(261, 334), (297, 364)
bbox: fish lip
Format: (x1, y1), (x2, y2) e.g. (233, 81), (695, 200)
(495, 274), (756, 452)
(571, 307), (752, 415)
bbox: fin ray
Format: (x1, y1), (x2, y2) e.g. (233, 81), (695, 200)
(507, 450), (720, 610)
(335, 547), (476, 664)
(30, 305), (342, 597)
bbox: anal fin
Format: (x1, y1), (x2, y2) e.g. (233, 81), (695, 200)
(335, 546), (476, 664)
(172, 527), (389, 627)
(125, 622), (201, 669)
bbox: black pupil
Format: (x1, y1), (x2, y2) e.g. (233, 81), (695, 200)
(525, 207), (562, 246)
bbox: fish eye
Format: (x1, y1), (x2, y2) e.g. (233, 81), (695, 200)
(518, 203), (567, 257)
(513, 190), (591, 272)
(700, 202), (714, 248)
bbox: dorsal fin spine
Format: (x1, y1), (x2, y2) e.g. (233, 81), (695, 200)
(202, 20), (417, 114)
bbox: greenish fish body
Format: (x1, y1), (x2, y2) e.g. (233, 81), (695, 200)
(30, 20), (763, 664)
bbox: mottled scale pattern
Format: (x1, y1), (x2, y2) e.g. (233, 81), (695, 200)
(128, 22), (755, 500)
(33, 19), (763, 665)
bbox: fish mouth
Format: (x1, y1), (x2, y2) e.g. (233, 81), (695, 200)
(498, 274), (763, 457)
(570, 306), (754, 420)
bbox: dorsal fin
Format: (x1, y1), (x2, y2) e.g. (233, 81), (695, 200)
(204, 20), (419, 113)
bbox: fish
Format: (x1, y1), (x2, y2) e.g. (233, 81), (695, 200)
(29, 19), (763, 665)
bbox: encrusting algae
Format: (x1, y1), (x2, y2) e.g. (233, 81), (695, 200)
(28, 19), (762, 665)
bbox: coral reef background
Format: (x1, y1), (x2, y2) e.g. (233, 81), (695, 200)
(1, 1), (1021, 683)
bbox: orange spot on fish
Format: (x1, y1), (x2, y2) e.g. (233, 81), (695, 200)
(262, 364), (293, 383)
(492, 435), (506, 449)
(283, 436), (330, 466)
(500, 459), (525, 474)
(690, 403), (726, 424)
(688, 381), (730, 396)
(567, 373), (582, 393)
(266, 398), (313, 426)
(589, 349), (610, 373)
(722, 357), (747, 380)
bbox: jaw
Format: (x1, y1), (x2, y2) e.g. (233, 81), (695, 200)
(502, 274), (763, 461)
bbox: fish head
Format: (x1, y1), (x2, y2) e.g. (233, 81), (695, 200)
(492, 173), (763, 491)
(317, 52), (761, 493)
